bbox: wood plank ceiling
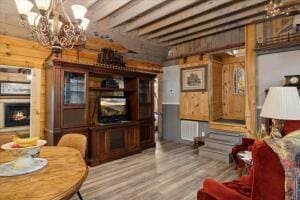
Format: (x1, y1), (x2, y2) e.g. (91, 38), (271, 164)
(84, 0), (299, 52)
(0, 0), (299, 63)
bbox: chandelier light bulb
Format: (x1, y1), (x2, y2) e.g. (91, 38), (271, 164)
(35, 0), (51, 11)
(14, 0), (33, 16)
(71, 5), (87, 20)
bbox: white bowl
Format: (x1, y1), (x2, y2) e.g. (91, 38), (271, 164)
(1, 140), (47, 158)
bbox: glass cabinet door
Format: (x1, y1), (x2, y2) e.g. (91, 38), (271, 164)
(64, 71), (86, 105)
(139, 79), (152, 119)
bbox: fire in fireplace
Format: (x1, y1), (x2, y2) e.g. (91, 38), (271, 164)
(5, 103), (30, 127)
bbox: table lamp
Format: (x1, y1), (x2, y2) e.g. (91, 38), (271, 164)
(260, 87), (300, 138)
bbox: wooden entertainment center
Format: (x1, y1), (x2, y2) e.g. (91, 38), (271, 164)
(45, 60), (156, 166)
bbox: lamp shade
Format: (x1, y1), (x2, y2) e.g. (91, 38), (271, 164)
(49, 19), (63, 33)
(71, 5), (87, 20)
(28, 12), (40, 26)
(260, 87), (300, 120)
(34, 0), (51, 11)
(14, 0), (33, 16)
(81, 18), (90, 30)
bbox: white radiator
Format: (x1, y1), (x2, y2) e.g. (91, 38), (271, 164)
(181, 120), (199, 141)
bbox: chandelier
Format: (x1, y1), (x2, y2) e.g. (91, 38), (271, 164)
(14, 0), (90, 54)
(265, 0), (291, 18)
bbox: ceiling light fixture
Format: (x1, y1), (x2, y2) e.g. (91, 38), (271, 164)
(265, 0), (291, 19)
(14, 0), (90, 55)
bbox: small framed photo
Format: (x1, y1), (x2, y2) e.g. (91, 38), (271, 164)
(0, 81), (31, 96)
(181, 65), (207, 92)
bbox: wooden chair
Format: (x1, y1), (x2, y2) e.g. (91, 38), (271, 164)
(57, 134), (87, 200)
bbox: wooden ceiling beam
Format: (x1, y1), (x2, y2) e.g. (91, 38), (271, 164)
(137, 0), (236, 36)
(124, 0), (202, 32)
(91, 0), (132, 22)
(148, 0), (268, 39)
(85, 0), (99, 8)
(66, 0), (98, 8)
(163, 15), (265, 46)
(110, 0), (168, 28)
(125, 0), (204, 32)
(158, 5), (266, 42)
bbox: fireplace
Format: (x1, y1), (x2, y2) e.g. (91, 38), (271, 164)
(4, 103), (30, 127)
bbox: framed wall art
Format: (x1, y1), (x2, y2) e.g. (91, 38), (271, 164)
(0, 81), (31, 96)
(181, 65), (207, 92)
(233, 67), (246, 95)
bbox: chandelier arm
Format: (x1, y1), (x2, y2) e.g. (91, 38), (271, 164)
(60, 0), (75, 29)
(16, 0), (89, 53)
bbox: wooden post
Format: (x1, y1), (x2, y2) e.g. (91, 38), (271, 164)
(30, 68), (42, 138)
(245, 24), (257, 136)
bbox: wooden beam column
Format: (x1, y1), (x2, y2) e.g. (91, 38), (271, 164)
(245, 24), (257, 135)
(30, 68), (43, 138)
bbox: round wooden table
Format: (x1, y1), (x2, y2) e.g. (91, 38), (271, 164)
(0, 147), (88, 200)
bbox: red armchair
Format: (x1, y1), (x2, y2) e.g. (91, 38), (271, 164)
(197, 120), (300, 200)
(232, 120), (300, 169)
(197, 140), (285, 200)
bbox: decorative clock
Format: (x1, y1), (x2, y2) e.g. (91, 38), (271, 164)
(285, 75), (300, 87)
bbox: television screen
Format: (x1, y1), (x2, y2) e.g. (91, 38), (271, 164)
(99, 97), (127, 122)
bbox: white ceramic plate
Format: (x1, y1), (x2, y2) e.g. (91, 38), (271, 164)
(0, 158), (48, 177)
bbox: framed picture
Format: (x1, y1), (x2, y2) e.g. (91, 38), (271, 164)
(181, 65), (207, 92)
(0, 81), (31, 96)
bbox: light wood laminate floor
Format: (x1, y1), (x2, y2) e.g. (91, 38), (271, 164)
(74, 141), (238, 200)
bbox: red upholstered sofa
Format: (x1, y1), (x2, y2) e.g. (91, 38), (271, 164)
(197, 120), (300, 200)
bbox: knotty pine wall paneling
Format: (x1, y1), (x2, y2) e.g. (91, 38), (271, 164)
(211, 59), (223, 121)
(169, 27), (245, 59)
(256, 16), (294, 43)
(179, 55), (209, 121)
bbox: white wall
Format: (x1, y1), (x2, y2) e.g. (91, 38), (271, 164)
(257, 50), (300, 107)
(163, 65), (180, 104)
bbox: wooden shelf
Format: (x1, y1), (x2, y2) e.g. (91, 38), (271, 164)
(89, 87), (135, 92)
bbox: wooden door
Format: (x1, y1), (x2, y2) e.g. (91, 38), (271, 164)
(222, 63), (245, 120)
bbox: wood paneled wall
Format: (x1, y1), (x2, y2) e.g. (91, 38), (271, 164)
(179, 55), (209, 121)
(168, 16), (295, 60)
(169, 27), (245, 59)
(211, 60), (223, 121)
(256, 16), (295, 43)
(0, 35), (162, 138)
